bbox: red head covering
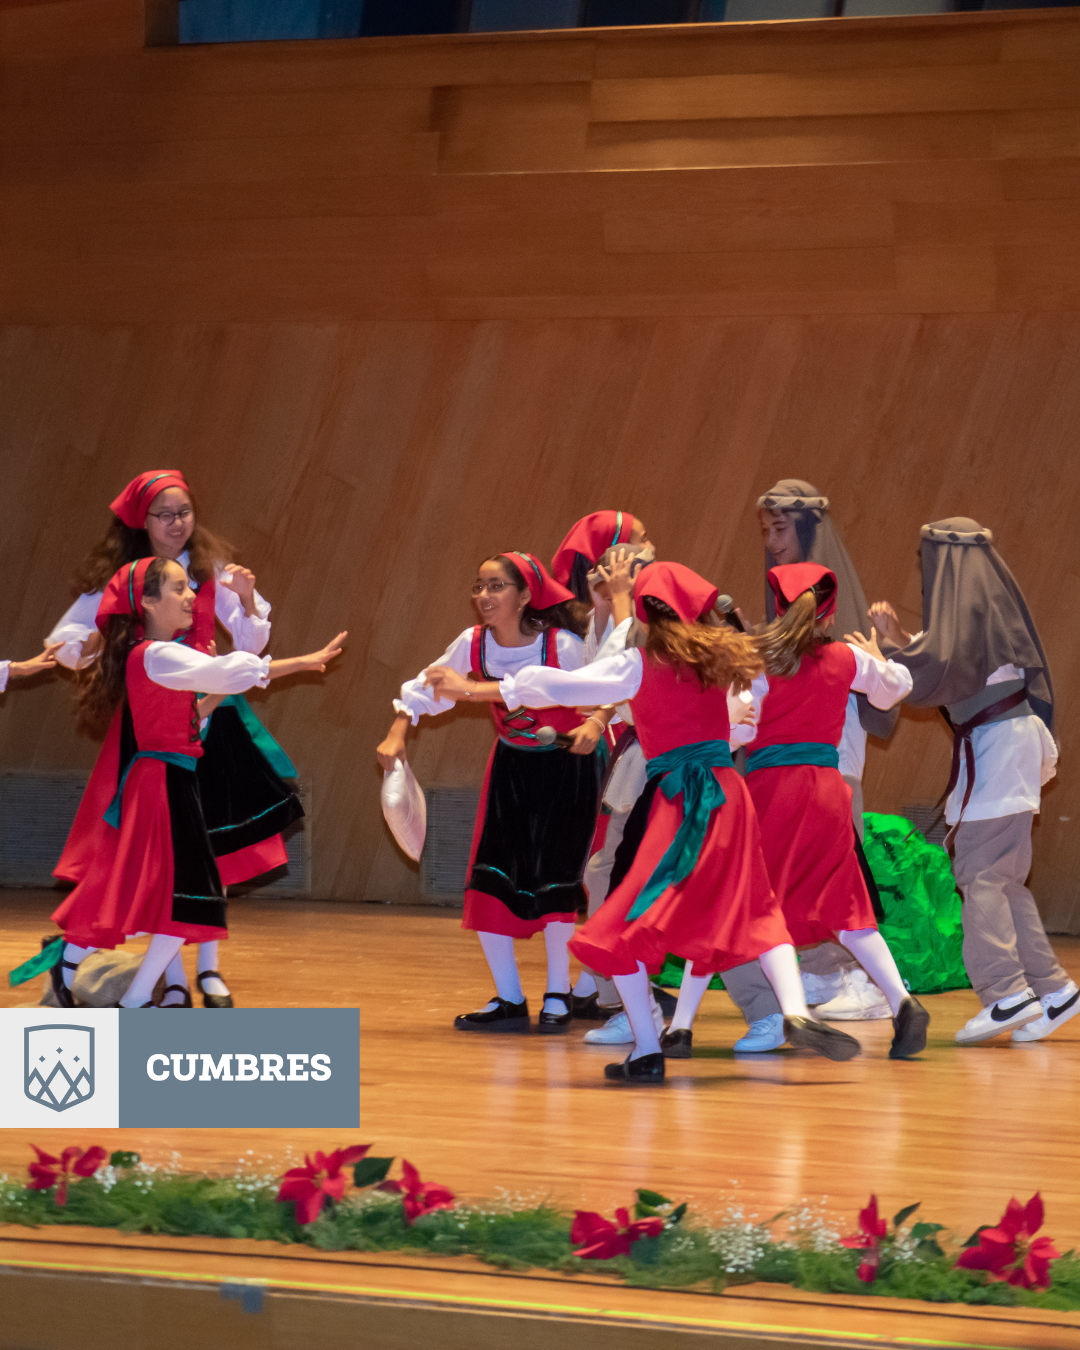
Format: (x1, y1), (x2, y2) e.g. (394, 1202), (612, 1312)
(767, 563), (838, 619)
(109, 471), (191, 530)
(500, 552), (574, 610)
(95, 558), (157, 638)
(550, 511), (634, 585)
(634, 562), (718, 625)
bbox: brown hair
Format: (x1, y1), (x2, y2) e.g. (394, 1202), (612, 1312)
(71, 492), (234, 597)
(75, 557), (172, 735)
(755, 590), (829, 678)
(641, 596), (762, 693)
(488, 555), (589, 639)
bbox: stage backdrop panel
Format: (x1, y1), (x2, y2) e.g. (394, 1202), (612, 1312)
(1, 2), (1079, 930)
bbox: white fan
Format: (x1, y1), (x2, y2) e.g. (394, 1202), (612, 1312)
(380, 759), (426, 861)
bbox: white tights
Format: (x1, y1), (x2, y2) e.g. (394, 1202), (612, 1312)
(837, 927), (909, 1015)
(120, 934), (185, 1008)
(612, 963), (662, 1060)
(669, 964), (713, 1032)
(477, 922), (576, 1015)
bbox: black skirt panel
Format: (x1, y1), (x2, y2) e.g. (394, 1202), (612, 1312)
(196, 705), (304, 857)
(166, 764), (228, 929)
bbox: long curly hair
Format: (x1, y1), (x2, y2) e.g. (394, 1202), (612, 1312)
(488, 555), (589, 639)
(642, 596), (762, 693)
(755, 590), (829, 678)
(71, 493), (234, 596)
(75, 557), (171, 735)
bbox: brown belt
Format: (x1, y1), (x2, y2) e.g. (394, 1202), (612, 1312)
(941, 688), (1029, 847)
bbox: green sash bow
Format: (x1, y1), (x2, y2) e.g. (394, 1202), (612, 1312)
(745, 742), (840, 773)
(104, 751), (197, 828)
(625, 740), (733, 922)
(8, 937), (63, 988)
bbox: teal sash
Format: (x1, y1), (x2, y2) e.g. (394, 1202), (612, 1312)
(9, 937), (63, 988)
(746, 742), (840, 773)
(625, 740), (733, 922)
(104, 751), (198, 828)
(203, 693), (298, 779)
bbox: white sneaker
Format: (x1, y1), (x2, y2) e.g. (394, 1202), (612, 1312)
(955, 988), (1042, 1045)
(1012, 981), (1080, 1043)
(801, 970), (845, 1006)
(583, 999), (665, 1045)
(734, 1013), (786, 1052)
(815, 970), (892, 1022)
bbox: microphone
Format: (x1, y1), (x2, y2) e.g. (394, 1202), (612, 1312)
(535, 725), (575, 748)
(715, 595), (745, 632)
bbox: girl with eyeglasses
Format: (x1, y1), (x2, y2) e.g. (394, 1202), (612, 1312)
(377, 552), (600, 1034)
(45, 471), (301, 1010)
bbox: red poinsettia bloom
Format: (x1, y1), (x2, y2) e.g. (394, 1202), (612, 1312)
(276, 1145), (371, 1226)
(378, 1159), (455, 1225)
(570, 1207), (665, 1261)
(955, 1193), (1060, 1290)
(26, 1144), (109, 1206)
(840, 1194), (889, 1283)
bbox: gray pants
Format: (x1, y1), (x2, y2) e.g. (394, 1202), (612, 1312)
(952, 811), (1067, 1006)
(581, 808), (630, 1007)
(722, 775), (865, 1022)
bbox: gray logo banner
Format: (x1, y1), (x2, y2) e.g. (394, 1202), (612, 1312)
(119, 1009), (359, 1127)
(25, 1024), (95, 1113)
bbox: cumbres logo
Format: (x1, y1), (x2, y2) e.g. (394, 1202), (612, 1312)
(145, 1052), (331, 1082)
(25, 1024), (95, 1112)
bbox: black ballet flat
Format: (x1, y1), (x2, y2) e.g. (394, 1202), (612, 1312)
(604, 1051), (666, 1084)
(454, 997), (530, 1032)
(569, 991), (617, 1021)
(160, 984), (193, 1009)
(196, 970), (234, 1009)
(538, 990), (573, 1034)
(890, 996), (930, 1060)
(784, 1016), (861, 1062)
(660, 1028), (693, 1059)
(44, 936), (77, 1009)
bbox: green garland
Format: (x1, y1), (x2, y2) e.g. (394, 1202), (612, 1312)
(2, 1159), (1078, 1312)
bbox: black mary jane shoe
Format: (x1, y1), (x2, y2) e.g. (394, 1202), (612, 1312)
(196, 970), (234, 1009)
(659, 1028), (693, 1059)
(784, 1016), (861, 1062)
(44, 936), (77, 1010)
(454, 997), (530, 1033)
(159, 984), (193, 1009)
(604, 1051), (666, 1084)
(569, 991), (617, 1022)
(889, 996), (930, 1060)
(538, 990), (573, 1035)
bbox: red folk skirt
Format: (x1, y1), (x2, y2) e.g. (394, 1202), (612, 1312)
(569, 766), (790, 979)
(746, 764), (877, 946)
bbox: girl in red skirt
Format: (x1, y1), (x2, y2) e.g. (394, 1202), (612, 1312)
(427, 557), (861, 1082)
(745, 563), (928, 1059)
(51, 557), (344, 1008)
(378, 552), (601, 1034)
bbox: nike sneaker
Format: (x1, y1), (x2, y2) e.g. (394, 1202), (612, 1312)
(1012, 980), (1080, 1043)
(955, 987), (1042, 1045)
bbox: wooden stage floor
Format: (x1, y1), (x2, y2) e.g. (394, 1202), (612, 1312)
(3, 889), (1080, 1347)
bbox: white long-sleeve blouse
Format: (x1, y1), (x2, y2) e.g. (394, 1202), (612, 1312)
(142, 643), (271, 695)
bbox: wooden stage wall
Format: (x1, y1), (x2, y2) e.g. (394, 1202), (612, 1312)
(2, 2), (1080, 926)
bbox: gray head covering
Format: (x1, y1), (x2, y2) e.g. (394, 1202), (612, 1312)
(890, 517), (1053, 733)
(758, 477), (898, 740)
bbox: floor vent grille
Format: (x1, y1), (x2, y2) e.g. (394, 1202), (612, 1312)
(421, 787), (479, 902)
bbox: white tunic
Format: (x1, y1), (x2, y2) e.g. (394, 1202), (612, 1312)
(394, 626), (587, 725)
(143, 643), (271, 695)
(48, 550), (271, 669)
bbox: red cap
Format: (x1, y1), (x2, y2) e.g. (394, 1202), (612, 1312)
(633, 562), (718, 625)
(550, 511), (634, 585)
(500, 552), (575, 610)
(109, 471), (191, 530)
(96, 558), (156, 638)
(767, 563), (837, 619)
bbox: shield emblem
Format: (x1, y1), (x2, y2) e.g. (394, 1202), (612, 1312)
(25, 1024), (95, 1112)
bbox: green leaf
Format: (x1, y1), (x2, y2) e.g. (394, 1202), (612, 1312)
(634, 1202), (661, 1219)
(893, 1203), (921, 1229)
(636, 1189), (670, 1208)
(963, 1225), (992, 1248)
(915, 1238), (946, 1259)
(911, 1222), (945, 1240)
(629, 1235), (661, 1266)
(353, 1156), (394, 1188)
(109, 1151), (140, 1168)
(669, 1203), (688, 1225)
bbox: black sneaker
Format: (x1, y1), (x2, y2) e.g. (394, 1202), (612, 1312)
(454, 997), (530, 1033)
(784, 1016), (861, 1062)
(659, 1028), (693, 1059)
(890, 996), (930, 1059)
(604, 1051), (665, 1084)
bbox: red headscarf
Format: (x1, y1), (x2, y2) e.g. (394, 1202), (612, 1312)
(109, 471), (191, 530)
(500, 552), (574, 610)
(550, 511), (634, 585)
(634, 562), (718, 625)
(767, 563), (838, 619)
(95, 558), (157, 638)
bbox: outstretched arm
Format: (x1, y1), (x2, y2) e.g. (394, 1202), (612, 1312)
(868, 601), (912, 649)
(6, 643), (62, 681)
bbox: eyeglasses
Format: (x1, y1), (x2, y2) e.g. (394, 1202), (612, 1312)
(470, 579), (513, 597)
(146, 508), (193, 527)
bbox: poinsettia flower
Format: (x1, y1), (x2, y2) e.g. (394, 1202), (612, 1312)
(378, 1158), (455, 1224)
(956, 1193), (1060, 1290)
(571, 1207), (664, 1260)
(275, 1145), (371, 1225)
(26, 1144), (108, 1206)
(840, 1195), (889, 1283)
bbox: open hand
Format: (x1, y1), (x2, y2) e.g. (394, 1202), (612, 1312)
(302, 631), (347, 672)
(10, 643), (63, 679)
(845, 629), (885, 660)
(221, 564), (257, 602)
(868, 601), (910, 648)
(595, 547), (635, 597)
